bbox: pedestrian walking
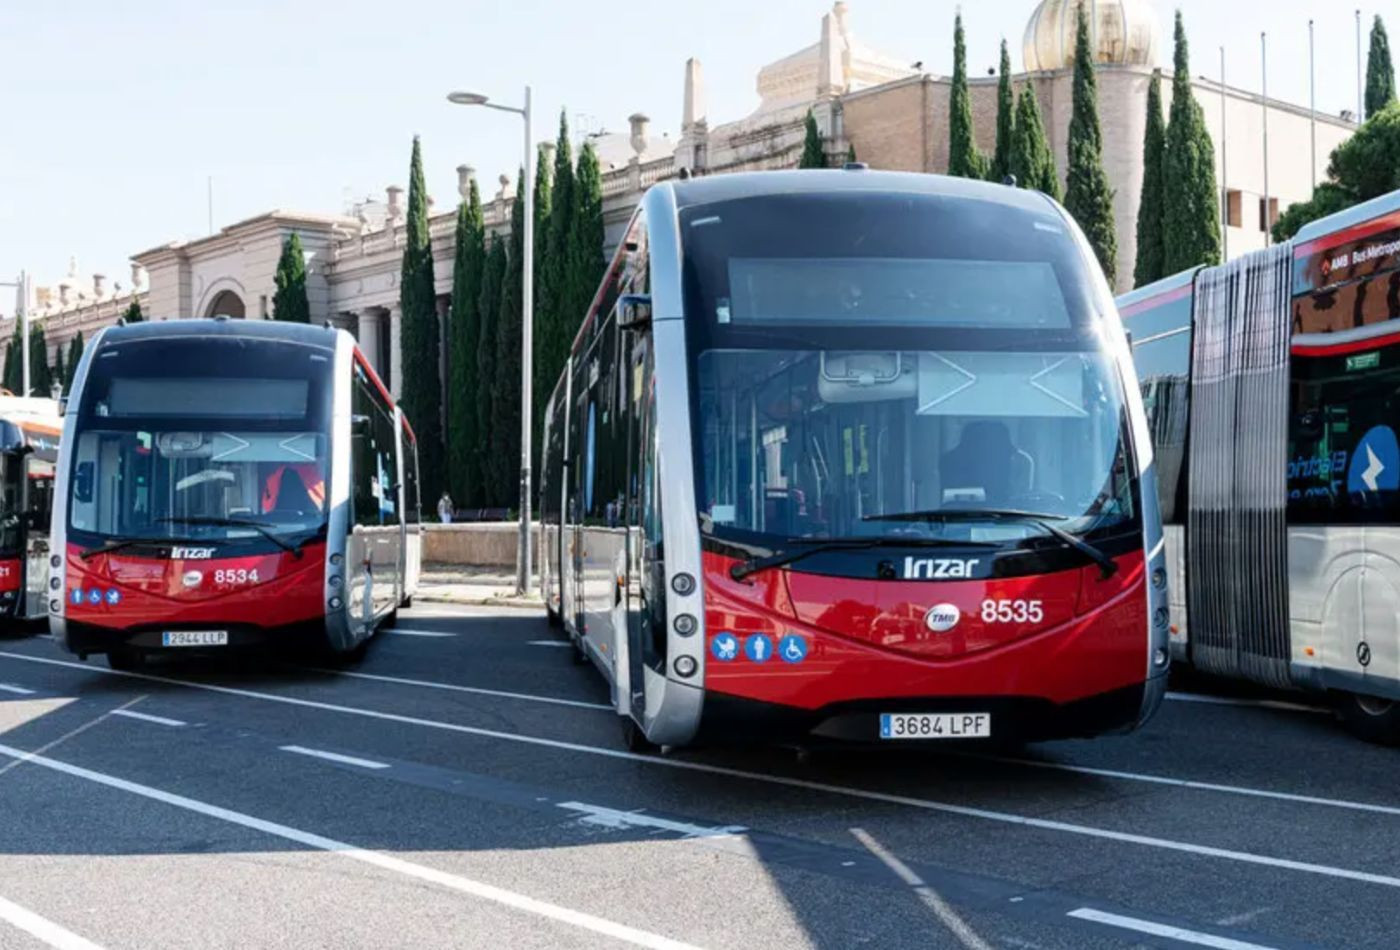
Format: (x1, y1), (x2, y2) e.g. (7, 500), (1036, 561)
(437, 491), (454, 524)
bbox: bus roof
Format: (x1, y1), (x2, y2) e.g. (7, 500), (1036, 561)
(1292, 188), (1400, 255)
(669, 169), (1060, 215)
(97, 317), (340, 349)
(1115, 267), (1199, 318)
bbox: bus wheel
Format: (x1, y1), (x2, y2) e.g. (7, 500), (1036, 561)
(107, 647), (146, 673)
(546, 602), (563, 628)
(1337, 692), (1400, 746)
(621, 716), (657, 754)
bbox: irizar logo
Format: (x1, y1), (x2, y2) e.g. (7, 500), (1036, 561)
(924, 603), (961, 632)
(903, 556), (981, 580)
(171, 547), (215, 560)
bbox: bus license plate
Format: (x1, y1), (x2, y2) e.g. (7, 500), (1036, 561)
(161, 630), (229, 647)
(879, 712), (990, 740)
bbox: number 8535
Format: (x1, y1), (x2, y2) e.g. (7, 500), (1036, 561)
(980, 599), (1043, 623)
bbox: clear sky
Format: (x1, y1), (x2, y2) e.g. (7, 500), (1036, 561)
(0, 0), (1383, 304)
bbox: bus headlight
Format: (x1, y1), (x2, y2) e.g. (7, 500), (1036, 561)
(673, 614), (697, 636)
(1151, 568), (1167, 589)
(1153, 647), (1169, 668)
(330, 553), (343, 567)
(1153, 607), (1169, 628)
(671, 573), (695, 596)
(328, 575), (343, 589)
(50, 555), (61, 569)
(328, 596), (343, 610)
(673, 655), (698, 678)
(49, 577), (61, 590)
(49, 599), (60, 613)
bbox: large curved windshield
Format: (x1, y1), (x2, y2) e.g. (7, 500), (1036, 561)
(682, 188), (1138, 551)
(67, 336), (333, 547)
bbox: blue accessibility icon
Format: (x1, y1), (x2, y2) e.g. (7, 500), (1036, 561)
(778, 634), (808, 664)
(1348, 425), (1400, 494)
(711, 632), (739, 661)
(70, 588), (84, 606)
(744, 634), (774, 663)
(86, 588), (102, 606)
(105, 588), (121, 606)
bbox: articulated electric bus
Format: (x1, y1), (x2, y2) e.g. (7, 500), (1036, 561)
(1119, 188), (1400, 743)
(540, 169), (1168, 750)
(0, 396), (61, 626)
(50, 318), (420, 669)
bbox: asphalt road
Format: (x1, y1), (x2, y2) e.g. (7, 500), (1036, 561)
(0, 602), (1396, 950)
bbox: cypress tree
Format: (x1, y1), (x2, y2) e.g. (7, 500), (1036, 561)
(52, 345), (65, 394)
(65, 332), (84, 389)
(477, 235), (507, 506)
(1010, 86), (1060, 199)
(948, 12), (989, 179)
(529, 144), (555, 475)
(2, 336), (15, 394)
(493, 170), (526, 510)
(540, 113), (574, 419)
(1161, 11), (1222, 273)
(1134, 70), (1167, 287)
(272, 233), (310, 323)
(566, 142), (605, 346)
(1366, 15), (1396, 118)
(846, 144), (857, 164)
(989, 39), (1015, 182)
(398, 136), (445, 503)
(28, 327), (50, 397)
(799, 110), (826, 168)
(447, 178), (486, 506)
(1063, 1), (1118, 284)
(122, 300), (143, 323)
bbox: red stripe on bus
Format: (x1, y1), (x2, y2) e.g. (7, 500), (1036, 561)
(353, 347), (395, 409)
(1293, 209), (1400, 259)
(1120, 282), (1192, 319)
(1291, 327), (1400, 357)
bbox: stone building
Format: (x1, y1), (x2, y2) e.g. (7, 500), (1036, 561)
(11, 0), (1357, 395)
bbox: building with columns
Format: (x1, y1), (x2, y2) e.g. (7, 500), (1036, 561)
(11, 0), (1358, 395)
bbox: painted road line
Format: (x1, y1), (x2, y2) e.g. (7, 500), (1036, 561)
(386, 629), (457, 638)
(0, 741), (699, 950)
(851, 828), (993, 950)
(303, 667), (612, 711)
(109, 709), (186, 728)
(0, 895), (105, 950)
(527, 640), (574, 648)
(6, 650), (1400, 891)
(1067, 907), (1279, 950)
(1166, 691), (1326, 715)
(558, 801), (746, 839)
(966, 752), (1400, 818)
(280, 745), (390, 770)
(0, 684), (36, 696)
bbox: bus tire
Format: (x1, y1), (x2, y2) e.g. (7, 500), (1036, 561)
(1337, 692), (1400, 746)
(107, 647), (145, 672)
(546, 602), (563, 628)
(621, 716), (657, 753)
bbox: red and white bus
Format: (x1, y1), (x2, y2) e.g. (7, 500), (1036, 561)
(1120, 188), (1400, 742)
(50, 318), (420, 669)
(540, 169), (1167, 749)
(0, 395), (61, 626)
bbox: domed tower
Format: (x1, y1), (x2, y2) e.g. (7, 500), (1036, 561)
(1023, 0), (1160, 72)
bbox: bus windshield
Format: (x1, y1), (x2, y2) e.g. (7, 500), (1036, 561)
(682, 190), (1137, 549)
(67, 336), (334, 547)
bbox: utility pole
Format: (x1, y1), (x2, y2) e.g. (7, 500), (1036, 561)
(1262, 32), (1271, 246)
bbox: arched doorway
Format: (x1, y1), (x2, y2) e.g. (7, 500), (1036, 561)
(205, 290), (246, 319)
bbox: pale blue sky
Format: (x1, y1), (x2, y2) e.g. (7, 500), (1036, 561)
(0, 0), (1383, 300)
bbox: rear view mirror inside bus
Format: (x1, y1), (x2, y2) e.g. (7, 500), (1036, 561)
(617, 294), (652, 331)
(73, 462), (94, 503)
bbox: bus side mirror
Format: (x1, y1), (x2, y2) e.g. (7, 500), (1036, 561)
(73, 462), (94, 504)
(618, 294), (652, 332)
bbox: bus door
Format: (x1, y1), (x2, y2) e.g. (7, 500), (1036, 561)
(623, 336), (659, 721)
(22, 451), (55, 620)
(568, 385), (590, 640)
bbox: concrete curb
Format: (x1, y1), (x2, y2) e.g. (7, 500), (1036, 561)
(415, 593), (544, 609)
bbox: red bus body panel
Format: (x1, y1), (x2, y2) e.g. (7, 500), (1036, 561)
(64, 541), (326, 631)
(702, 550), (1147, 711)
(0, 559), (20, 594)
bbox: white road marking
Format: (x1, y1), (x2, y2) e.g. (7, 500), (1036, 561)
(304, 667), (611, 711)
(1067, 907), (1279, 950)
(558, 801), (746, 838)
(0, 741), (699, 950)
(528, 640), (574, 648)
(0, 684), (36, 696)
(109, 709), (186, 728)
(0, 895), (105, 950)
(6, 650), (1400, 891)
(965, 752), (1400, 817)
(280, 745), (390, 770)
(1166, 691), (1325, 715)
(852, 828), (993, 950)
(386, 629), (456, 638)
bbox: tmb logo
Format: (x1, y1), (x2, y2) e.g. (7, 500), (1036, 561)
(924, 603), (961, 632)
(902, 557), (981, 580)
(171, 547), (215, 560)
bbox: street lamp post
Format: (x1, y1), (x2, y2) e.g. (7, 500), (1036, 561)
(448, 86), (535, 596)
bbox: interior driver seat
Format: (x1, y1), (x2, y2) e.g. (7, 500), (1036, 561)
(938, 420), (1034, 504)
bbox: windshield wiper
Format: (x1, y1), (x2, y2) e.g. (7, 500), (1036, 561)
(730, 536), (996, 583)
(156, 516), (304, 558)
(861, 508), (1118, 579)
